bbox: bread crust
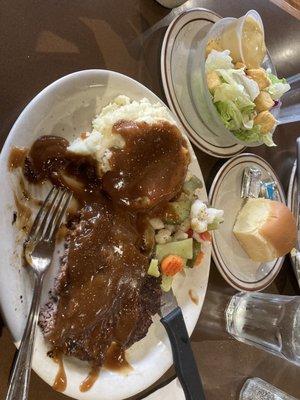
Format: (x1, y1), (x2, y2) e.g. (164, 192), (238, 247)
(259, 200), (296, 257)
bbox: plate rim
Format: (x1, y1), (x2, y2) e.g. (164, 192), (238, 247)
(209, 153), (285, 291)
(0, 68), (211, 400)
(160, 7), (246, 158)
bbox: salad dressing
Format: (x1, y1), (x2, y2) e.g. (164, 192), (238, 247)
(241, 16), (266, 68)
(220, 14), (266, 69)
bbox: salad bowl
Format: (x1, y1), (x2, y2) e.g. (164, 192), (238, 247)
(190, 14), (283, 148)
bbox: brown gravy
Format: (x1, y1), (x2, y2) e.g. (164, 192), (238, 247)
(13, 193), (32, 232)
(80, 366), (100, 392)
(52, 353), (67, 392)
(46, 196), (154, 368)
(13, 119), (189, 391)
(19, 177), (31, 201)
(8, 146), (27, 170)
(103, 120), (189, 211)
(104, 342), (132, 373)
(23, 135), (69, 183)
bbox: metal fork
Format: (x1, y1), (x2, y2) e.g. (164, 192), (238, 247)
(5, 186), (72, 400)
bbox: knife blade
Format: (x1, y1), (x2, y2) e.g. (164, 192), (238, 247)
(160, 288), (179, 318)
(160, 289), (206, 400)
(297, 137), (300, 247)
(292, 138), (300, 286)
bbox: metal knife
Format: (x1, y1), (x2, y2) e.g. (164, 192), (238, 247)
(293, 138), (300, 285)
(160, 290), (206, 400)
(297, 138), (300, 244)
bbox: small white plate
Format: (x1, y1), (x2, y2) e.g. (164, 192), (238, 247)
(161, 8), (245, 158)
(209, 153), (285, 291)
(0, 70), (210, 400)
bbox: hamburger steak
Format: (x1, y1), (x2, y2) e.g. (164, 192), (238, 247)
(22, 118), (189, 369)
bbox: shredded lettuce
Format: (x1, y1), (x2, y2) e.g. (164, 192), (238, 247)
(217, 69), (260, 101)
(266, 72), (290, 100)
(232, 125), (262, 143)
(261, 132), (276, 147)
(215, 100), (255, 131)
(205, 49), (234, 72)
(214, 83), (252, 107)
(204, 51), (289, 145)
(232, 125), (276, 147)
(211, 65), (259, 134)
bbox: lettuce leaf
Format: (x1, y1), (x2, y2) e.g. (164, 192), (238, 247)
(211, 66), (259, 132)
(204, 51), (278, 146)
(205, 50), (234, 72)
(233, 125), (276, 147)
(214, 83), (246, 103)
(215, 101), (242, 131)
(232, 125), (262, 143)
(266, 72), (290, 100)
(261, 132), (276, 147)
(217, 68), (260, 101)
(215, 98), (255, 131)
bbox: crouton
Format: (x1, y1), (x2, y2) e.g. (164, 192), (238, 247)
(254, 111), (276, 134)
(254, 91), (275, 112)
(206, 71), (222, 93)
(235, 61), (246, 69)
(246, 68), (270, 90)
(205, 39), (223, 58)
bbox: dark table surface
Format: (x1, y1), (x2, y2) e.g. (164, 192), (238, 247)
(0, 1), (300, 399)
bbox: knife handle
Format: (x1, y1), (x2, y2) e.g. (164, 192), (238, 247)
(161, 307), (206, 400)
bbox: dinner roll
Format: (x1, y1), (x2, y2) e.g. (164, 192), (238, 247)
(233, 198), (296, 262)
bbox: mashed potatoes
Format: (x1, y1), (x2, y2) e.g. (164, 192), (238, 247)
(68, 95), (177, 174)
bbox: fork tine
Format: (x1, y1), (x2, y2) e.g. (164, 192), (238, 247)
(31, 188), (62, 243)
(44, 190), (72, 242)
(28, 186), (57, 241)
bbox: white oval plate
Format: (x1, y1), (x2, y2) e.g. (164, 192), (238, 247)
(161, 8), (245, 158)
(209, 153), (285, 291)
(0, 70), (210, 400)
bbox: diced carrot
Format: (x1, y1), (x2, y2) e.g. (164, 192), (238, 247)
(199, 231), (212, 242)
(195, 251), (205, 266)
(186, 228), (193, 238)
(161, 255), (185, 277)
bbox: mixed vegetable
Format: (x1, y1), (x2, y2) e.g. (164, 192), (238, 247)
(147, 175), (224, 291)
(205, 44), (290, 146)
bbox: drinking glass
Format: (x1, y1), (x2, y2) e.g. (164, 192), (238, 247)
(240, 378), (297, 400)
(226, 292), (300, 365)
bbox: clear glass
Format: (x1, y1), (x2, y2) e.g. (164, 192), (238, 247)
(277, 73), (300, 125)
(220, 10), (265, 68)
(226, 292), (300, 365)
(190, 17), (277, 147)
(240, 378), (297, 400)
